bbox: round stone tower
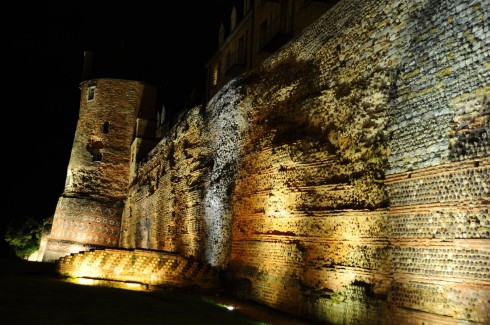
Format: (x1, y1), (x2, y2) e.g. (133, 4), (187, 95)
(43, 78), (157, 262)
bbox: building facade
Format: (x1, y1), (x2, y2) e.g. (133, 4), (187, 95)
(205, 0), (338, 101)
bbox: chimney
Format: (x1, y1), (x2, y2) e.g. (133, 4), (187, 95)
(81, 51), (94, 82)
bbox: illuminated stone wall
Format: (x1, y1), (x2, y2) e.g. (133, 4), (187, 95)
(120, 106), (213, 259)
(227, 0), (393, 320)
(117, 0), (488, 323)
(44, 79), (156, 262)
(45, 197), (122, 260)
(382, 0), (490, 320)
(120, 84), (249, 268)
(56, 248), (219, 291)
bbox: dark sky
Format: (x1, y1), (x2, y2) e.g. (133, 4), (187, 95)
(4, 1), (233, 238)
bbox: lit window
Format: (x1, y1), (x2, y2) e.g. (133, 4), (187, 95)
(88, 86), (96, 101)
(213, 63), (220, 86)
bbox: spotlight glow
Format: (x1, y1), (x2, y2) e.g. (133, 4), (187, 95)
(76, 278), (95, 286)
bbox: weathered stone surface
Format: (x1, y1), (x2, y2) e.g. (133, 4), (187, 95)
(55, 0), (489, 324)
(56, 248), (220, 291)
(44, 79), (156, 262)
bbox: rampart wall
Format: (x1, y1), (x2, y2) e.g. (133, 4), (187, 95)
(71, 0), (489, 323)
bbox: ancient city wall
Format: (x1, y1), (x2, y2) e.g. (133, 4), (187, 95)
(118, 0), (489, 323)
(120, 106), (213, 258)
(44, 79), (154, 262)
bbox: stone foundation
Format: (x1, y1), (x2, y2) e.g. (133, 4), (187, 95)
(56, 248), (220, 291)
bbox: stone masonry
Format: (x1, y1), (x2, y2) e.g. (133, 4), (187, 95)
(44, 79), (157, 262)
(55, 0), (489, 324)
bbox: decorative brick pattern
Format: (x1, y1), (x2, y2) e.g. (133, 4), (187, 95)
(56, 248), (220, 291)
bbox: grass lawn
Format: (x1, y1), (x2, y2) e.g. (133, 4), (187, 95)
(0, 257), (311, 325)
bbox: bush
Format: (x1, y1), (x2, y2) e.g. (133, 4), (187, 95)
(4, 216), (48, 259)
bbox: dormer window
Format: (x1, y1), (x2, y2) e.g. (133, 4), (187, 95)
(87, 86), (96, 101)
(231, 7), (237, 31)
(218, 23), (225, 46)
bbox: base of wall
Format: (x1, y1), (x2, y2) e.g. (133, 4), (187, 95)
(43, 239), (102, 263)
(55, 248), (222, 292)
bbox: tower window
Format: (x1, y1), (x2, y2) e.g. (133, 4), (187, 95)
(88, 86), (96, 101)
(92, 150), (102, 162)
(103, 122), (110, 133)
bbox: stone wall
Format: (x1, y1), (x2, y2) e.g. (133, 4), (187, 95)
(224, 0), (488, 322)
(102, 0), (488, 323)
(382, 0), (489, 323)
(120, 106), (213, 259)
(56, 248), (220, 291)
(44, 79), (155, 262)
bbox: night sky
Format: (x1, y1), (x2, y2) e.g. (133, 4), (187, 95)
(4, 1), (233, 249)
